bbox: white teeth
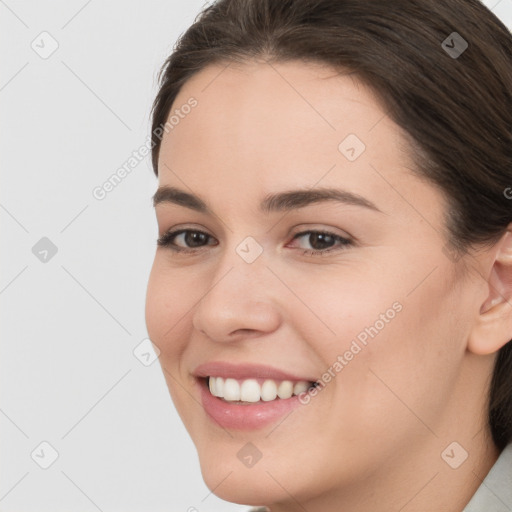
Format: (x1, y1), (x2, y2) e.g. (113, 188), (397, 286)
(293, 381), (309, 395)
(261, 380), (277, 401)
(277, 380), (294, 399)
(207, 376), (313, 402)
(209, 376), (216, 395)
(240, 379), (261, 402)
(213, 377), (223, 397)
(224, 378), (240, 401)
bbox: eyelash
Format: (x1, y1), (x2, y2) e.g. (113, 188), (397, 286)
(156, 228), (354, 257)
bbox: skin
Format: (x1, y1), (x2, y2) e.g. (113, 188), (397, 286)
(145, 59), (512, 511)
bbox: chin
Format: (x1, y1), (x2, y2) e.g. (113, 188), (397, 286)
(198, 455), (292, 506)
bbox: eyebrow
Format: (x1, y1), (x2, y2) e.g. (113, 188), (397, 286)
(152, 185), (383, 215)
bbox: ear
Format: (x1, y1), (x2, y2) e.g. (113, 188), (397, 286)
(467, 227), (512, 355)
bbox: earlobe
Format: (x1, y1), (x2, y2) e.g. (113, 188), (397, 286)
(468, 228), (512, 356)
(479, 295), (501, 314)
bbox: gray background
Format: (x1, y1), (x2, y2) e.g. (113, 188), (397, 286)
(1, 1), (511, 511)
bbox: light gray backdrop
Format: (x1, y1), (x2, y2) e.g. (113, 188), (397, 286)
(1, 1), (511, 511)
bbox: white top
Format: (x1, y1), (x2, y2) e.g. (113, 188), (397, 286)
(463, 442), (512, 511)
(248, 443), (512, 512)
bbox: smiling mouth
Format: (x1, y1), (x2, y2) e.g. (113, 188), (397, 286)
(204, 376), (318, 403)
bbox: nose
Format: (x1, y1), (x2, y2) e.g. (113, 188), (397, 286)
(191, 248), (281, 343)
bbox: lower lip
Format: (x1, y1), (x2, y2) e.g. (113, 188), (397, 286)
(197, 378), (307, 430)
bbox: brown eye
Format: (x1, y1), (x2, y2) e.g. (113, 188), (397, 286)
(290, 230), (353, 256)
(157, 229), (216, 252)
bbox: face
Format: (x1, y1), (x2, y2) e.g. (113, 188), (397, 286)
(145, 60), (486, 508)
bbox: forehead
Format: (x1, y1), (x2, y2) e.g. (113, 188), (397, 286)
(166, 59), (392, 149)
(156, 59), (438, 220)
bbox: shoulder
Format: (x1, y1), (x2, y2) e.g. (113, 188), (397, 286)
(463, 442), (512, 512)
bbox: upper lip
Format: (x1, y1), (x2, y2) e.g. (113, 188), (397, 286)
(193, 361), (317, 383)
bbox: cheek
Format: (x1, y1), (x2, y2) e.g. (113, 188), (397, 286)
(291, 258), (463, 426)
(145, 258), (190, 356)
(145, 260), (201, 428)
(327, 266), (465, 446)
(283, 261), (403, 357)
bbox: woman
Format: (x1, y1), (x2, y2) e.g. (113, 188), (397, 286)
(145, 0), (512, 510)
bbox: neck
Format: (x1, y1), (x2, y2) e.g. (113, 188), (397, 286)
(265, 354), (502, 512)
(266, 431), (500, 512)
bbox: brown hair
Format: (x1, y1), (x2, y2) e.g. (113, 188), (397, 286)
(150, 0), (512, 449)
